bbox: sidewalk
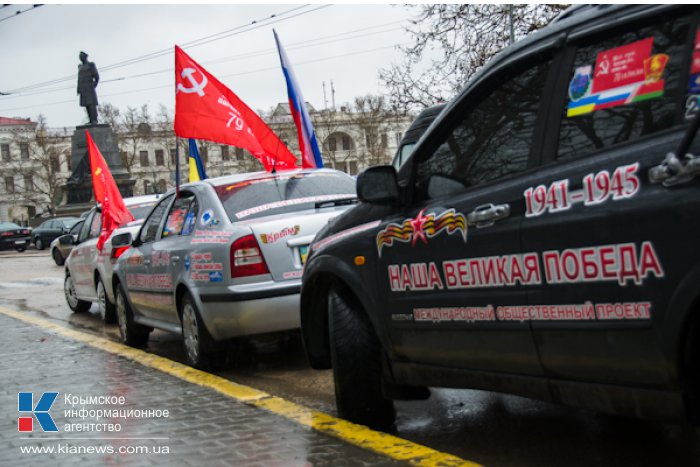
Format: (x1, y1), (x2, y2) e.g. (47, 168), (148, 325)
(0, 308), (473, 467)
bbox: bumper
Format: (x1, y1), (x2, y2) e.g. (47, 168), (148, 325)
(0, 236), (31, 250)
(196, 282), (301, 342)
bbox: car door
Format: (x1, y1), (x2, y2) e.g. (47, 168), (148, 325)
(124, 194), (174, 320)
(521, 10), (699, 386)
(376, 50), (557, 375)
(71, 210), (101, 298)
(147, 190), (198, 325)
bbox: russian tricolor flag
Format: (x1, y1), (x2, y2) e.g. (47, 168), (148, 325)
(274, 30), (323, 169)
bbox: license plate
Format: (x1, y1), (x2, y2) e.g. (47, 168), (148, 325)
(14, 240), (25, 245)
(299, 245), (310, 265)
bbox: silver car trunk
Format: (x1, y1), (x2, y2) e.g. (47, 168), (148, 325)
(242, 206), (348, 282)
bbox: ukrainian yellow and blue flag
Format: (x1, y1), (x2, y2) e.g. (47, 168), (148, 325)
(188, 139), (207, 182)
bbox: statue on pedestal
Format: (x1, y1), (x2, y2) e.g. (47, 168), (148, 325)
(77, 51), (99, 125)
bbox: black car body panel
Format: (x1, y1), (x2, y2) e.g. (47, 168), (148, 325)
(301, 4), (700, 425)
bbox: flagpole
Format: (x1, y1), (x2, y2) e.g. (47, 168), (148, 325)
(175, 137), (180, 197)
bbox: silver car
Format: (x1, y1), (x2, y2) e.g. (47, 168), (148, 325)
(111, 169), (357, 369)
(64, 195), (161, 322)
(50, 218), (85, 265)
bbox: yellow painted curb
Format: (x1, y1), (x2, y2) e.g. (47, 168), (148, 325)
(0, 306), (481, 467)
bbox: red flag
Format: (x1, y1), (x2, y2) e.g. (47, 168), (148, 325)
(174, 45), (298, 172)
(87, 131), (134, 251)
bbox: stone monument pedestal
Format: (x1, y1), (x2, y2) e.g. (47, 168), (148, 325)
(56, 124), (135, 217)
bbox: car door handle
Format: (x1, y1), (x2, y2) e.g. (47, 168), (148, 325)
(467, 203), (510, 228)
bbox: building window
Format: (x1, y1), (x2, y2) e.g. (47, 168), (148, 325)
(221, 145), (230, 161)
(155, 149), (164, 166)
(200, 146), (208, 165)
(24, 175), (33, 192)
(143, 180), (151, 194)
(5, 176), (15, 193)
(235, 147), (244, 161)
(342, 136), (351, 150)
(50, 155), (60, 172)
(120, 151), (128, 166)
(1, 144), (9, 161)
(328, 137), (337, 151)
(140, 150), (149, 167)
(380, 133), (388, 148)
(170, 148), (176, 165)
(349, 160), (358, 175)
(20, 143), (29, 160)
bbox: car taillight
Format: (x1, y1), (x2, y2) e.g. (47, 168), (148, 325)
(111, 246), (130, 263)
(1, 232), (12, 237)
(230, 235), (269, 278)
(21, 230), (29, 235)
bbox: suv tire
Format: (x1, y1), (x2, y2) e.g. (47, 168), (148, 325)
(115, 283), (150, 347)
(35, 237), (44, 250)
(328, 286), (395, 431)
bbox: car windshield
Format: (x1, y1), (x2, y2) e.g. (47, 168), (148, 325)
(128, 202), (157, 221)
(215, 172), (357, 221)
(0, 222), (22, 229)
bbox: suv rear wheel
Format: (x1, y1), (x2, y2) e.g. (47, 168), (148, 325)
(328, 286), (395, 431)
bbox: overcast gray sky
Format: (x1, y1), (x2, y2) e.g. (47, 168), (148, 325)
(0, 4), (416, 128)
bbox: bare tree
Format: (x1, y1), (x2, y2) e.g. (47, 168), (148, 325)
(119, 104), (152, 174)
(8, 115), (68, 213)
(380, 4), (566, 110)
(349, 95), (393, 168)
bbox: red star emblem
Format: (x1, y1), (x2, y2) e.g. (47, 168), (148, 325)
(409, 209), (430, 246)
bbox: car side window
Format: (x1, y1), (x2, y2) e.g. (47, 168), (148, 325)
(88, 212), (102, 239)
(139, 194), (173, 244)
(161, 192), (197, 238)
(684, 27), (700, 120)
(416, 59), (552, 196)
(78, 212), (94, 243)
(69, 220), (84, 235)
(558, 15), (692, 160)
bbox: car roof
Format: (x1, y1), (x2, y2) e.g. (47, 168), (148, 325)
(124, 194), (161, 206)
(177, 168), (351, 190)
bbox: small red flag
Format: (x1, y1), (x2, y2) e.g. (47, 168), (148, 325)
(87, 130), (134, 251)
(174, 45), (298, 172)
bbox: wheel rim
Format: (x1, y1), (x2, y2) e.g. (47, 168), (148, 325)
(116, 290), (127, 340)
(182, 304), (200, 364)
(64, 276), (78, 308)
(53, 249), (62, 264)
(36, 238), (43, 250)
(97, 281), (106, 320)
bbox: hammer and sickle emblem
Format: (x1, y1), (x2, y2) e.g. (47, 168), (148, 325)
(177, 68), (208, 97)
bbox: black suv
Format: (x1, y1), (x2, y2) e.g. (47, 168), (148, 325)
(301, 4), (700, 430)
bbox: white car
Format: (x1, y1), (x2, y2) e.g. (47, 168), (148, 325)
(64, 195), (160, 322)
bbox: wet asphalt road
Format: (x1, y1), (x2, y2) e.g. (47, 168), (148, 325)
(1, 250), (699, 466)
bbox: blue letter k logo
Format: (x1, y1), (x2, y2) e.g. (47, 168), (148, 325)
(18, 392), (59, 432)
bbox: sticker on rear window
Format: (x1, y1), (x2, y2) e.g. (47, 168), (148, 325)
(200, 209), (214, 227)
(567, 37), (668, 117)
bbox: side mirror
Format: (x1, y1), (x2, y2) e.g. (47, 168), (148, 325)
(111, 232), (133, 249)
(58, 235), (75, 246)
(356, 166), (400, 205)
